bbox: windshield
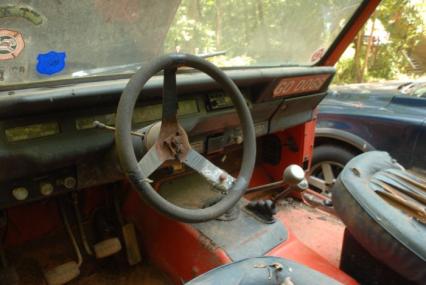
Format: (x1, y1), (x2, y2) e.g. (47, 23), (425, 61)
(0, 0), (363, 88)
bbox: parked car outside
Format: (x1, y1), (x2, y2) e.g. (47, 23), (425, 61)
(309, 79), (426, 195)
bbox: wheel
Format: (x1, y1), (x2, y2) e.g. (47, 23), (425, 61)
(115, 53), (256, 223)
(308, 144), (356, 196)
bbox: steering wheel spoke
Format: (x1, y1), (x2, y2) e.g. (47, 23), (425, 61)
(183, 149), (235, 192)
(137, 145), (165, 179)
(162, 67), (178, 122)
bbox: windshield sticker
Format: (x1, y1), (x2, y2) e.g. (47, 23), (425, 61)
(310, 47), (325, 63)
(0, 29), (25, 61)
(0, 5), (43, 25)
(36, 51), (66, 76)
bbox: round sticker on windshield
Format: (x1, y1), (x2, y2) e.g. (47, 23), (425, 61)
(0, 29), (25, 61)
(310, 47), (325, 63)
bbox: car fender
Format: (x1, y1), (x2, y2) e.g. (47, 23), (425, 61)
(315, 127), (375, 153)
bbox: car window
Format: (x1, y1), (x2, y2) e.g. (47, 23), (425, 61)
(0, 0), (363, 88)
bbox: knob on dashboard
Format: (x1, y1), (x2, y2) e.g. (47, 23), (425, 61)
(12, 187), (29, 201)
(40, 182), (54, 196)
(63, 177), (77, 189)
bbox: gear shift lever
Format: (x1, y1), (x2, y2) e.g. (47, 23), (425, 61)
(283, 164), (305, 186)
(245, 164), (307, 223)
(245, 164), (307, 195)
(273, 165), (308, 203)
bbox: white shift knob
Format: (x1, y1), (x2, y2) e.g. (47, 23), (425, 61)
(283, 164), (305, 186)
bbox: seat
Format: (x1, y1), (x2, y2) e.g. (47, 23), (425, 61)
(332, 151), (426, 284)
(185, 256), (342, 285)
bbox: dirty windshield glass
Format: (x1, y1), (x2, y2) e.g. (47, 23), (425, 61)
(0, 0), (363, 87)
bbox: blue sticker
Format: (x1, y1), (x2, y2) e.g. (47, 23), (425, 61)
(36, 51), (66, 76)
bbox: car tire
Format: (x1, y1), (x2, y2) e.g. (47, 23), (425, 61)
(309, 144), (357, 195)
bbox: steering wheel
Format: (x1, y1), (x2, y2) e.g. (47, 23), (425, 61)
(115, 54), (256, 223)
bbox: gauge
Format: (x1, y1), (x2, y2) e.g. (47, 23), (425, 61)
(133, 104), (162, 124)
(177, 100), (199, 116)
(207, 92), (234, 110)
(74, 100), (199, 129)
(5, 122), (60, 142)
(133, 100), (198, 124)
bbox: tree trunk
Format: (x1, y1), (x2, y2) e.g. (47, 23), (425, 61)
(353, 28), (364, 83)
(360, 17), (376, 82)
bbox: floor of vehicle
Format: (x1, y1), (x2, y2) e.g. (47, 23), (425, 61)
(3, 227), (171, 285)
(73, 264), (170, 285)
(1, 192), (347, 285)
(278, 198), (344, 267)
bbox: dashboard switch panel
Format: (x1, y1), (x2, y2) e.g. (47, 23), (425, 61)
(0, 168), (77, 209)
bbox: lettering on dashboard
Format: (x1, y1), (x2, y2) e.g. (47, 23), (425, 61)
(272, 74), (330, 98)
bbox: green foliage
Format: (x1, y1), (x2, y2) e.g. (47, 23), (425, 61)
(334, 0), (425, 84)
(165, 0), (362, 66)
(367, 45), (399, 80)
(165, 0), (424, 80)
(334, 56), (357, 84)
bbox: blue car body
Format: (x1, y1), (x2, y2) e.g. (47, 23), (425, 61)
(316, 83), (426, 171)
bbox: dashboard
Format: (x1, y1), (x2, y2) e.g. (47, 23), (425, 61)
(0, 66), (334, 208)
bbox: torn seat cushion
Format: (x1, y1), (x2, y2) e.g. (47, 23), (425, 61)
(332, 151), (426, 284)
(185, 256), (342, 285)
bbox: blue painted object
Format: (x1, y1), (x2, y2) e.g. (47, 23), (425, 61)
(316, 81), (426, 171)
(36, 51), (66, 76)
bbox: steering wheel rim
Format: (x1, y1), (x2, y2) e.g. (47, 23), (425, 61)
(115, 53), (256, 223)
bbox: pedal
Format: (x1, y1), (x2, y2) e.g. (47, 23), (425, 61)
(94, 237), (122, 259)
(122, 223), (142, 265)
(44, 261), (80, 285)
(43, 199), (83, 285)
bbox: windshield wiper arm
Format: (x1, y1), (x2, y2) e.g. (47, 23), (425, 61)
(197, 50), (227, 59)
(71, 62), (147, 78)
(71, 51), (227, 78)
